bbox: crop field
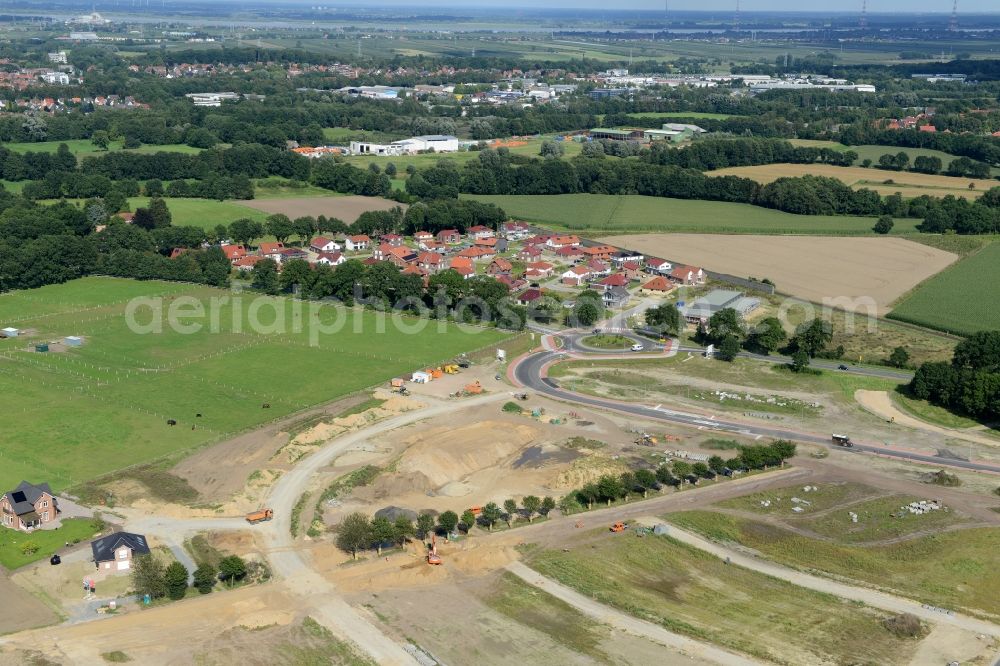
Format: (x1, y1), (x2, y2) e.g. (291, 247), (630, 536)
(671, 510), (1000, 619)
(47, 197), (268, 230)
(1, 139), (203, 160)
(463, 193), (917, 235)
(888, 241), (1000, 335)
(525, 532), (920, 664)
(0, 277), (510, 492)
(708, 163), (998, 200)
(599, 233), (957, 315)
(237, 195), (404, 223)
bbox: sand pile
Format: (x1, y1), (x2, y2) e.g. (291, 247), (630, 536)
(396, 421), (541, 487)
(289, 392), (424, 447)
(552, 456), (631, 490)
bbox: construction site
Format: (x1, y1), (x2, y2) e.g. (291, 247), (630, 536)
(2, 345), (1000, 666)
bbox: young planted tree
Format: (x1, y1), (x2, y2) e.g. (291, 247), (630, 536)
(393, 516), (415, 547)
(671, 460), (692, 479)
(336, 513), (372, 560)
(481, 502), (502, 531)
(416, 513), (436, 539)
(619, 472), (637, 501)
(438, 510), (459, 536)
(218, 555), (247, 588)
(503, 499), (518, 527)
(370, 516), (396, 555)
(461, 509), (477, 533)
(597, 475), (623, 506)
(577, 484), (599, 510)
(164, 561), (189, 600)
(521, 495), (541, 522)
(131, 554), (167, 600)
(634, 469), (657, 497)
(540, 496), (556, 516)
(192, 563), (217, 594)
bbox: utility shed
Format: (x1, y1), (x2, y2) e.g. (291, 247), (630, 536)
(1, 327), (18, 338)
(64, 336), (83, 347)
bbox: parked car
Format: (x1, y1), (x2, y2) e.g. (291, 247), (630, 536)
(631, 343), (644, 352)
(838, 364), (849, 370)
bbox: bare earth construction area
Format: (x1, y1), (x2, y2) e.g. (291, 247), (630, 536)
(599, 233), (957, 315)
(237, 195), (404, 222)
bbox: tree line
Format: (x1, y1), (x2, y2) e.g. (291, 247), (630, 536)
(563, 441), (797, 512)
(130, 552), (261, 602)
(908, 331), (1000, 423)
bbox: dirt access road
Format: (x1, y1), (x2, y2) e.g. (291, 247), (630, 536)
(506, 561), (760, 666)
(643, 520), (1000, 639)
(598, 233), (957, 315)
(856, 390), (1000, 449)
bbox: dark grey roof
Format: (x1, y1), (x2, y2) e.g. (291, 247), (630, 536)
(3, 481), (54, 516)
(91, 532), (150, 563)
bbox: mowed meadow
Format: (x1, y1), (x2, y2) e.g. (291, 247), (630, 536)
(0, 277), (511, 491)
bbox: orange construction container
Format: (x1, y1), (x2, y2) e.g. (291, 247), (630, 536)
(390, 378), (405, 388)
(431, 368), (443, 379)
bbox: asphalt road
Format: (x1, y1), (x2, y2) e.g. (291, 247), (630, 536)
(512, 348), (1000, 475)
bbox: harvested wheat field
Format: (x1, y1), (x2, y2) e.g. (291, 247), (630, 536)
(237, 195), (405, 222)
(599, 234), (957, 314)
(708, 163), (997, 200)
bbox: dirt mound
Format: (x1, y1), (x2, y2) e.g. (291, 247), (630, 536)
(396, 421), (542, 487)
(552, 455), (631, 490)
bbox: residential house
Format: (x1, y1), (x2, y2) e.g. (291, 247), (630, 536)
(310, 237), (340, 253)
(414, 231), (434, 246)
(401, 264), (430, 287)
(344, 234), (370, 252)
(437, 229), (461, 244)
(447, 257), (475, 279)
(221, 244), (248, 264)
(582, 245), (617, 261)
(639, 276), (676, 296)
(525, 261), (554, 279)
(421, 240), (446, 253)
(486, 257), (513, 277)
(497, 275), (528, 292)
(383, 246), (418, 268)
(501, 221), (531, 239)
(585, 259), (611, 278)
(467, 225), (495, 240)
(233, 255), (264, 271)
(169, 248), (188, 260)
(516, 288), (545, 306)
(518, 245), (543, 261)
(621, 261), (643, 282)
(612, 252), (644, 267)
(597, 273), (629, 291)
(275, 247), (308, 264)
(417, 251), (445, 274)
(669, 265), (706, 286)
(603, 286), (631, 308)
(259, 242), (286, 261)
(473, 237), (498, 249)
(1, 481), (58, 531)
(315, 251), (345, 267)
(561, 265), (591, 286)
(545, 235), (581, 250)
(554, 246), (584, 262)
(645, 257), (672, 275)
(91, 532), (151, 573)
(457, 246), (496, 262)
(381, 233), (405, 247)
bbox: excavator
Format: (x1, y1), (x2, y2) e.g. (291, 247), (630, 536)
(426, 533), (442, 565)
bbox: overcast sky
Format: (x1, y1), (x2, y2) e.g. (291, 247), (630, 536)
(331, 0), (1000, 12)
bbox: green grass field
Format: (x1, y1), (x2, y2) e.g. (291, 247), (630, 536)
(1, 139), (203, 160)
(129, 197), (268, 229)
(0, 278), (510, 492)
(525, 532), (920, 664)
(888, 241), (1000, 335)
(0, 518), (97, 569)
(463, 193), (917, 235)
(671, 511), (1000, 619)
(789, 140), (1000, 177)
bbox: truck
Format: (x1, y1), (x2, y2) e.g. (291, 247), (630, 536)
(831, 434), (854, 448)
(245, 508), (273, 524)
